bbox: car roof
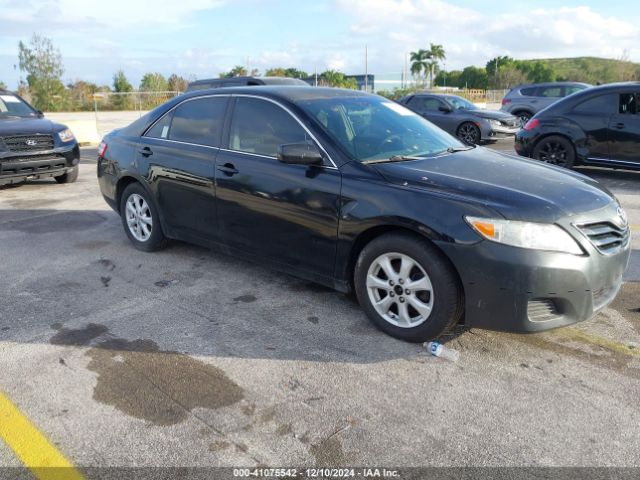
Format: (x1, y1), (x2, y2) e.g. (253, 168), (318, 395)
(187, 76), (308, 88)
(181, 85), (370, 103)
(512, 81), (591, 90)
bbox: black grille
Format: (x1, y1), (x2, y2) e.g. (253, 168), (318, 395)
(1, 134), (54, 152)
(527, 299), (561, 322)
(575, 221), (630, 255)
(501, 119), (519, 128)
(0, 154), (66, 176)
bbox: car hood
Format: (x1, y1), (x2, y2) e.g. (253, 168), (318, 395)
(467, 109), (517, 121)
(0, 117), (65, 135)
(372, 147), (615, 222)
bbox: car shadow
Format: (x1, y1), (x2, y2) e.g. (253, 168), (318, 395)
(0, 208), (443, 364)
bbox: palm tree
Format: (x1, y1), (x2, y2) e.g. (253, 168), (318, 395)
(427, 43), (446, 88)
(410, 49), (431, 87)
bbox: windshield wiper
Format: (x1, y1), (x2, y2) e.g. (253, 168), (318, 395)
(362, 155), (429, 165)
(447, 145), (475, 153)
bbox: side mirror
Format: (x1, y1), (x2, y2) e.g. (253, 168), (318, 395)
(438, 105), (452, 113)
(277, 143), (323, 166)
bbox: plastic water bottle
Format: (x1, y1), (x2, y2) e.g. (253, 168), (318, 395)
(424, 341), (459, 362)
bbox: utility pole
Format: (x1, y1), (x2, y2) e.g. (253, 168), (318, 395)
(364, 45), (368, 92)
(404, 52), (408, 89)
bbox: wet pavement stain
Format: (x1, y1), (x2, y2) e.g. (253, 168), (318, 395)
(50, 323), (109, 346)
(307, 316), (319, 325)
(310, 436), (346, 466)
(233, 294), (256, 303)
(0, 211), (106, 234)
(209, 440), (230, 451)
(49, 324), (245, 426)
(96, 259), (116, 271)
(75, 240), (111, 250)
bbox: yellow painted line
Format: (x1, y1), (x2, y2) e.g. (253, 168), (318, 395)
(0, 393), (84, 480)
(630, 224), (640, 232)
(552, 328), (640, 357)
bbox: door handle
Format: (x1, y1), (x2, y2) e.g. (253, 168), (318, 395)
(217, 163), (239, 176)
(138, 146), (153, 157)
(614, 122), (625, 130)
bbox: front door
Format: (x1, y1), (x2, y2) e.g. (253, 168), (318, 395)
(215, 96), (341, 280)
(608, 91), (640, 166)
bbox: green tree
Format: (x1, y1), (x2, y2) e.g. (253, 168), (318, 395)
(427, 43), (446, 87)
(458, 66), (488, 89)
(265, 67), (286, 77)
(265, 67), (309, 78)
(410, 49), (431, 86)
(168, 73), (188, 92)
(220, 65), (248, 78)
(17, 34), (66, 111)
(139, 72), (168, 92)
(317, 70), (357, 89)
(112, 70), (133, 110)
(435, 69), (461, 88)
(0, 81), (7, 90)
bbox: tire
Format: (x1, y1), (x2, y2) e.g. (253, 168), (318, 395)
(119, 183), (167, 252)
(513, 111), (532, 126)
(54, 166), (79, 184)
(456, 122), (481, 145)
(532, 135), (575, 168)
(354, 232), (463, 342)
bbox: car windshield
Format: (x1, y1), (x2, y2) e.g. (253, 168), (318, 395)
(0, 94), (38, 118)
(296, 95), (464, 162)
(446, 96), (478, 110)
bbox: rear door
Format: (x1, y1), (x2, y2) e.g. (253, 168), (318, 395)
(536, 85), (564, 110)
(608, 91), (640, 165)
(215, 96), (341, 280)
(136, 95), (229, 241)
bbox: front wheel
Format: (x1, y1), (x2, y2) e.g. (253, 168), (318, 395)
(354, 233), (463, 342)
(532, 135), (575, 168)
(119, 183), (167, 252)
(456, 122), (481, 145)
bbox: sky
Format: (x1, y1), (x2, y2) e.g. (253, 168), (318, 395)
(0, 0), (639, 90)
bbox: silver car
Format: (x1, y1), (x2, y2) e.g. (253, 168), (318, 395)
(500, 82), (591, 124)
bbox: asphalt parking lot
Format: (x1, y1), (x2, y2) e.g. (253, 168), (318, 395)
(1, 143), (639, 475)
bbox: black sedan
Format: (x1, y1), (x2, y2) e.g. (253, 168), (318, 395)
(397, 93), (520, 144)
(515, 81), (640, 170)
(0, 88), (80, 185)
(97, 87), (630, 342)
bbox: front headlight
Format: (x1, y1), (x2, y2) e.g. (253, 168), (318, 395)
(488, 119), (501, 127)
(465, 216), (583, 255)
(58, 128), (75, 142)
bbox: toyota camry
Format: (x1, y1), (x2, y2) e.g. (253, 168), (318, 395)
(97, 87), (630, 342)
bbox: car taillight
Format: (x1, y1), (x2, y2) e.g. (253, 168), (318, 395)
(523, 118), (539, 131)
(98, 141), (108, 157)
(501, 98), (511, 105)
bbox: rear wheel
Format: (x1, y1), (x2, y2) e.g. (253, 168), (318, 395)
(119, 183), (167, 252)
(456, 122), (481, 145)
(354, 233), (463, 342)
(54, 166), (78, 184)
(532, 135), (575, 168)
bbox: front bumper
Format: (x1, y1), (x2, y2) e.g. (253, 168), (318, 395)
(486, 125), (521, 140)
(0, 143), (79, 185)
(438, 215), (631, 333)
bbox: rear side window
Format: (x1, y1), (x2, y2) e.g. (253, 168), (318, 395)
(146, 112), (173, 139)
(520, 87), (537, 97)
(539, 86), (562, 98)
(564, 85), (585, 96)
(229, 97), (310, 157)
(572, 94), (617, 115)
(168, 97), (228, 146)
(619, 93), (639, 115)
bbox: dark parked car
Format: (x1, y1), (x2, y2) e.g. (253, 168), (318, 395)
(187, 76), (308, 92)
(0, 89), (79, 186)
(97, 87), (630, 342)
(501, 82), (591, 125)
(397, 93), (520, 144)
(515, 82), (640, 171)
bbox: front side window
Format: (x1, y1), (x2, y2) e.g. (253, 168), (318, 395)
(0, 93), (38, 118)
(446, 96), (477, 110)
(564, 85), (586, 96)
(167, 96), (228, 146)
(229, 97), (310, 157)
(297, 95), (463, 162)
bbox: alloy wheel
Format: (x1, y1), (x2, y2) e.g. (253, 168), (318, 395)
(537, 140), (570, 167)
(458, 124), (479, 144)
(366, 252), (434, 328)
(125, 193), (153, 242)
